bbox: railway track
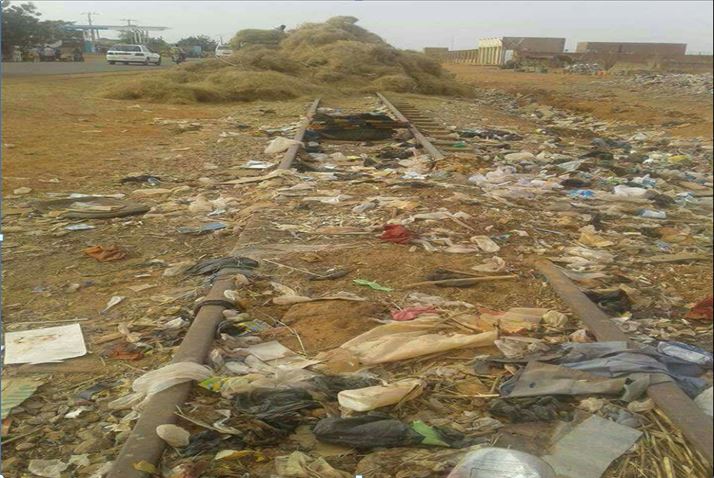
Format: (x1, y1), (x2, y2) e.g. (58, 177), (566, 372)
(109, 92), (714, 478)
(279, 92), (477, 170)
(274, 92), (714, 465)
(377, 93), (478, 157)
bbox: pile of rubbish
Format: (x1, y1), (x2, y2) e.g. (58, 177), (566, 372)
(103, 16), (468, 104)
(308, 109), (407, 141)
(564, 63), (604, 75)
(2, 90), (712, 478)
(609, 72), (714, 96)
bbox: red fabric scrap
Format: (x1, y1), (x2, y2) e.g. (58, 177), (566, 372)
(391, 306), (438, 321)
(380, 224), (413, 244)
(685, 297), (713, 321)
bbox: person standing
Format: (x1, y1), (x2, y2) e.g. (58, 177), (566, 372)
(43, 45), (55, 61)
(13, 46), (23, 62)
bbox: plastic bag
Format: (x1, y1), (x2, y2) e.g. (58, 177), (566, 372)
(109, 362), (212, 410)
(133, 362), (212, 396)
(338, 379), (424, 412)
(265, 137), (303, 154)
(314, 415), (422, 448)
(472, 256), (506, 272)
(380, 224), (412, 244)
(340, 316), (496, 365)
(274, 451), (350, 478)
(447, 448), (556, 478)
(471, 235), (501, 253)
(28, 459), (69, 478)
(613, 185), (649, 198)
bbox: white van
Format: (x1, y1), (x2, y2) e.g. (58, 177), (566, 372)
(106, 44), (161, 65)
(215, 44), (233, 57)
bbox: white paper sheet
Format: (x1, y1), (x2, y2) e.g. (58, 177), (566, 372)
(4, 323), (87, 364)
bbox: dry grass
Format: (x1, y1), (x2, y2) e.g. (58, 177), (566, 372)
(605, 409), (712, 478)
(102, 16), (469, 103)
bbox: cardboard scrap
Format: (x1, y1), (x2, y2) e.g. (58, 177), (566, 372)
(543, 415), (642, 478)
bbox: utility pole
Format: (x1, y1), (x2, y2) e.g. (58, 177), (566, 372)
(81, 11), (99, 43)
(81, 12), (99, 53)
(120, 19), (139, 44)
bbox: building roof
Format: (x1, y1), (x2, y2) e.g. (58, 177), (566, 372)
(70, 25), (169, 31)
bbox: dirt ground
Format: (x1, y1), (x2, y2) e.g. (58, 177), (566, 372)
(2, 68), (712, 477)
(445, 64), (714, 139)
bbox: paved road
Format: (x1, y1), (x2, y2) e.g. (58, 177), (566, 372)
(1, 60), (173, 77)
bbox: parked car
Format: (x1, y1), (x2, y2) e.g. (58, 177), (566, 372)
(215, 44), (233, 57)
(106, 44), (161, 65)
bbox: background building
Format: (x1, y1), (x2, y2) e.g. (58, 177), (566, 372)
(576, 42), (687, 56)
(423, 47), (449, 56)
(478, 36), (565, 65)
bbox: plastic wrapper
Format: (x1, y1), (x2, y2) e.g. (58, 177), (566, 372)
(338, 379), (424, 411)
(340, 316), (497, 365)
(447, 448), (555, 478)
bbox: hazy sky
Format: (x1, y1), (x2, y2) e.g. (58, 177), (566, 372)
(32, 1), (714, 53)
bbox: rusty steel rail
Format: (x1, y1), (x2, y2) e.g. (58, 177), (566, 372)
(107, 270), (238, 478)
(535, 258), (714, 466)
(376, 92), (446, 161)
(277, 97), (321, 170)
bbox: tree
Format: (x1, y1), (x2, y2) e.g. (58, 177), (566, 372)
(176, 35), (217, 56)
(1, 0), (41, 56)
(117, 30), (136, 43)
(38, 20), (83, 44)
(146, 37), (168, 54)
(1, 2), (82, 57)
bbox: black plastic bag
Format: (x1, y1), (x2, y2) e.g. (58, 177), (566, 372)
(314, 415), (424, 448)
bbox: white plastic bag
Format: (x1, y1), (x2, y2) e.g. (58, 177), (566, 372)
(340, 316), (496, 365)
(338, 379), (424, 411)
(471, 235), (501, 253)
(613, 185), (649, 198)
(133, 362), (212, 396)
(109, 362), (212, 410)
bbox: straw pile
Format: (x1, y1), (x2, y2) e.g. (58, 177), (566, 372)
(103, 16), (468, 103)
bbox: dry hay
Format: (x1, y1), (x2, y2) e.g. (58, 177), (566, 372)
(605, 409), (712, 478)
(102, 16), (469, 104)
